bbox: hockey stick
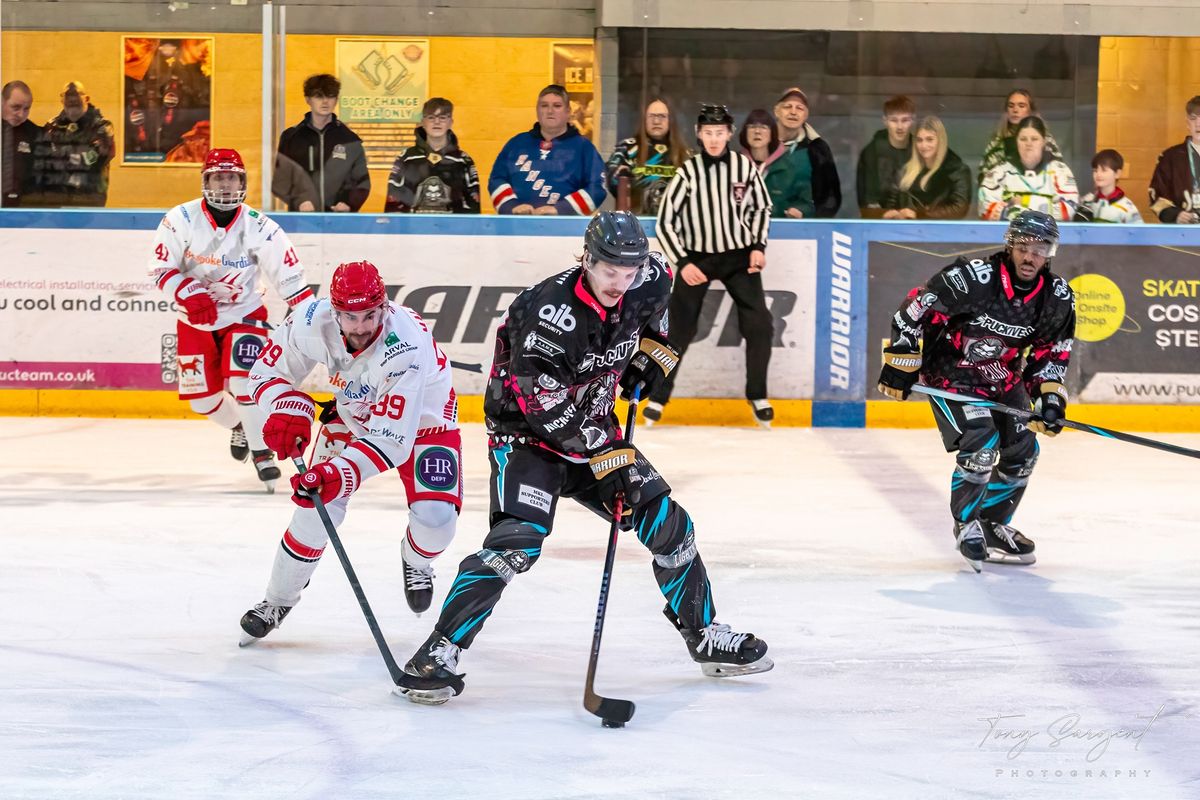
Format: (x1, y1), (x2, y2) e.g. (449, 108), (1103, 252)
(584, 389), (641, 729)
(450, 360), (483, 373)
(912, 384), (1200, 460)
(291, 456), (406, 685)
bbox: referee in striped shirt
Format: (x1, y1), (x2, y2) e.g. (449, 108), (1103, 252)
(651, 104), (775, 427)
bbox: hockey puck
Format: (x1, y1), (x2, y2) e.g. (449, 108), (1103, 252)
(601, 718), (625, 729)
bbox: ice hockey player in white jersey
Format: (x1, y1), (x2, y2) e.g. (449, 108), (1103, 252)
(149, 148), (314, 491)
(238, 260), (462, 645)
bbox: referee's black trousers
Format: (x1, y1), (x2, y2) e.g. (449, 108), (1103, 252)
(652, 248), (774, 405)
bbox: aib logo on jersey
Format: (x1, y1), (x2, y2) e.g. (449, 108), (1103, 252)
(416, 446), (458, 492)
(539, 303), (576, 332)
(232, 335), (264, 370)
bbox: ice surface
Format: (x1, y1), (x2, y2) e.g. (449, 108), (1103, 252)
(1, 417), (1198, 799)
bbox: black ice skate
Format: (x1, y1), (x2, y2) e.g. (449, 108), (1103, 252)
(393, 630), (466, 705)
(954, 519), (987, 573)
(749, 399), (774, 429)
(239, 600), (293, 646)
(983, 521), (1036, 565)
(642, 400), (665, 427)
(230, 423), (249, 462)
(251, 448), (281, 493)
(663, 606), (774, 678)
(403, 559), (435, 615)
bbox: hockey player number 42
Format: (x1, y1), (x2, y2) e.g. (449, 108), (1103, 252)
(370, 394), (406, 420)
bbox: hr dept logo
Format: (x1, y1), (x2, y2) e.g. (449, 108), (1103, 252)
(416, 446), (458, 491)
(232, 335), (264, 370)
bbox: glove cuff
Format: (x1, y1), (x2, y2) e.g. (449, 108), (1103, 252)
(637, 337), (680, 377)
(1040, 382), (1068, 403)
(272, 391), (316, 420)
(882, 349), (921, 374)
(175, 278), (207, 302)
(589, 447), (636, 480)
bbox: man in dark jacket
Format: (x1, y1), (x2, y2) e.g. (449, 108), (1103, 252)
(2, 81), (39, 207)
(276, 74), (370, 212)
(29, 81), (114, 207)
(384, 97), (480, 213)
(856, 95), (915, 218)
(1148, 95), (1200, 224)
(773, 87), (841, 218)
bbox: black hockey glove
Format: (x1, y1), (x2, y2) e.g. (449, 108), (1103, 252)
(1028, 383), (1068, 437)
(619, 336), (681, 401)
(588, 440), (643, 512)
(877, 346), (921, 401)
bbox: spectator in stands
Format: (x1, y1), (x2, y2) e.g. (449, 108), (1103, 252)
(773, 87), (841, 218)
(978, 89), (1062, 183)
(857, 95), (915, 218)
(1075, 149), (1143, 224)
(979, 116), (1077, 221)
(385, 97), (480, 213)
(276, 74), (370, 212)
(738, 108), (794, 218)
(1148, 96), (1200, 224)
(2, 80), (38, 207)
(28, 81), (114, 207)
(489, 84), (606, 215)
(883, 116), (971, 220)
(606, 97), (690, 215)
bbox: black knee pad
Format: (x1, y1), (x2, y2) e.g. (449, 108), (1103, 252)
(477, 518), (546, 583)
(955, 447), (998, 483)
(999, 436), (1038, 479)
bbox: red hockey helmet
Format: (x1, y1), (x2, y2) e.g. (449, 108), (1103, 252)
(330, 261), (387, 313)
(202, 148), (247, 210)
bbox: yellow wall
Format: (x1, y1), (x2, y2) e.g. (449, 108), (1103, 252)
(3, 31), (591, 212)
(1097, 37), (1200, 220)
(2, 31), (264, 209)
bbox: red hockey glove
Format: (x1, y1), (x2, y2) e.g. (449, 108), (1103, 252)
(290, 458), (359, 508)
(175, 279), (218, 326)
(263, 392), (315, 459)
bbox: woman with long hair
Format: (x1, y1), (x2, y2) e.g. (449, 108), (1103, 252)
(606, 97), (691, 215)
(883, 116), (971, 219)
(978, 89), (1062, 182)
(979, 116), (1078, 220)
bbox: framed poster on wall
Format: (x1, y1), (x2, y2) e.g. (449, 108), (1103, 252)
(122, 36), (213, 164)
(336, 38), (430, 170)
(551, 41), (595, 144)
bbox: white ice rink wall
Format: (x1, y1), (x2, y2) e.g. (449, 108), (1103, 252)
(1, 211), (1198, 427)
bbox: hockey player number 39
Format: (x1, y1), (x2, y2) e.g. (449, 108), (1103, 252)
(370, 394), (406, 420)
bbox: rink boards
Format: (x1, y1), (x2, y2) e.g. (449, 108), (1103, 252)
(1, 211), (1198, 428)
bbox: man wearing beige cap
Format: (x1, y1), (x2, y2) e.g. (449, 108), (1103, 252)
(29, 81), (115, 207)
(772, 87), (841, 218)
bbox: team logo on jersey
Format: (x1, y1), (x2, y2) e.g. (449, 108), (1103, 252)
(732, 182), (747, 203)
(524, 332), (566, 359)
(539, 303), (576, 331)
(959, 336), (1011, 383)
(231, 335), (265, 370)
(415, 445), (458, 492)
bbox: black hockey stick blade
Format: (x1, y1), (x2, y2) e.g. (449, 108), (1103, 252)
(582, 390), (642, 727)
(291, 456), (407, 686)
(912, 384), (1200, 460)
(450, 360), (483, 373)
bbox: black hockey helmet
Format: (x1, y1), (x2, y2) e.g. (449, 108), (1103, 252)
(696, 103), (734, 129)
(584, 211), (650, 269)
(1005, 209), (1060, 257)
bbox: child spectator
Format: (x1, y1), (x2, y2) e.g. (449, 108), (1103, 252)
(1075, 149), (1143, 223)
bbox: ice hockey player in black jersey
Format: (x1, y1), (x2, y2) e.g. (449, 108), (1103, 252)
(877, 210), (1076, 572)
(394, 211), (773, 705)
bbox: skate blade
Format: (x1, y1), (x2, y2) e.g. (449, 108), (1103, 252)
(393, 685), (455, 705)
(985, 548), (1036, 565)
(261, 480), (277, 494)
(961, 555), (983, 573)
(701, 656), (775, 678)
(238, 632), (262, 647)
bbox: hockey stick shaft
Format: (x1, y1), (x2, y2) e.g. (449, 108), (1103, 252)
(912, 384), (1200, 460)
(583, 390), (641, 722)
(291, 457), (406, 684)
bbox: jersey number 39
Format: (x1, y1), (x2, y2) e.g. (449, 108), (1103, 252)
(370, 394), (406, 420)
